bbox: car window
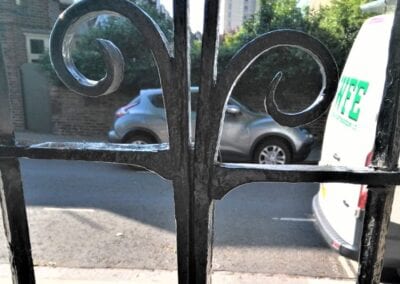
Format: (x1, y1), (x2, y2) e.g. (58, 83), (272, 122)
(149, 91), (256, 114)
(150, 92), (198, 110)
(229, 97), (254, 112)
(150, 94), (165, 108)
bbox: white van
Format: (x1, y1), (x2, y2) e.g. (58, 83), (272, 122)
(312, 13), (400, 269)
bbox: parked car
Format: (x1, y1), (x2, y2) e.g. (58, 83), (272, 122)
(108, 87), (314, 164)
(312, 14), (400, 277)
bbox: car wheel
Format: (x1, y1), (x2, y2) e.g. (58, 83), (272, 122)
(125, 134), (156, 144)
(254, 138), (292, 165)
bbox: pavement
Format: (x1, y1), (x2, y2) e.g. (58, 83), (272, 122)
(0, 131), (339, 283)
(0, 265), (354, 284)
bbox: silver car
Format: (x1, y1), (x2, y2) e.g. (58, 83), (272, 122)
(108, 88), (314, 164)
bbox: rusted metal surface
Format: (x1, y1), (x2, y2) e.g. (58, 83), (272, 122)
(0, 0), (400, 283)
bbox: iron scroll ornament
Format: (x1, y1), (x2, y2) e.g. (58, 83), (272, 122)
(50, 0), (338, 128)
(214, 30), (339, 127)
(50, 0), (172, 97)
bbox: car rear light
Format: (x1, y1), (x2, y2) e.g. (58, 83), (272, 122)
(115, 102), (138, 118)
(357, 151), (374, 210)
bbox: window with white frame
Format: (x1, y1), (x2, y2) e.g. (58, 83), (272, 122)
(24, 33), (50, 63)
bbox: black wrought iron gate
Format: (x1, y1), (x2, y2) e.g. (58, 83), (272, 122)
(1, 0), (400, 283)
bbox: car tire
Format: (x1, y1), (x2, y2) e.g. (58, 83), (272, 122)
(254, 138), (292, 165)
(380, 267), (400, 283)
(125, 133), (156, 144)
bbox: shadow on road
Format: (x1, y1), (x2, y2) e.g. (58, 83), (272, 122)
(20, 158), (326, 248)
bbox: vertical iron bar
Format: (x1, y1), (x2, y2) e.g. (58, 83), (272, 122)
(358, 187), (394, 283)
(0, 160), (35, 284)
(358, 3), (400, 283)
(171, 1), (192, 283)
(193, 1), (220, 283)
(0, 45), (35, 283)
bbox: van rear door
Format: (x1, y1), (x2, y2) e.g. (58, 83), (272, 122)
(317, 15), (394, 248)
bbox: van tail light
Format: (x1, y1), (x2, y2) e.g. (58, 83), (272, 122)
(116, 102), (138, 118)
(364, 151), (373, 167)
(358, 186), (368, 210)
(357, 151), (374, 210)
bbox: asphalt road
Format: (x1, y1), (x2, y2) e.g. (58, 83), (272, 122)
(0, 159), (357, 279)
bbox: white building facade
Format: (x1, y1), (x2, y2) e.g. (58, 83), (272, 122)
(223, 0), (261, 33)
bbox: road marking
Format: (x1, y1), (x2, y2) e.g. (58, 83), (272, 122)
(42, 207), (95, 213)
(338, 255), (357, 277)
(272, 217), (315, 222)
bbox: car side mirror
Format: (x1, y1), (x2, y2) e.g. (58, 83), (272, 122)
(226, 104), (241, 115)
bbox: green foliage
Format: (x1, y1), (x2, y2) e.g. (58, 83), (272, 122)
(306, 0), (373, 68)
(218, 0), (373, 70)
(211, 0), (375, 113)
(190, 39), (202, 86)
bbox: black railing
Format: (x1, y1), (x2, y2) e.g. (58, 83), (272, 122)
(1, 0), (400, 283)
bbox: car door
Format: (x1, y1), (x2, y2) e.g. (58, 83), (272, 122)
(148, 93), (169, 142)
(219, 100), (251, 159)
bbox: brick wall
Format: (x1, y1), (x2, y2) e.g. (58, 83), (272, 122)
(50, 86), (133, 139)
(1, 1), (25, 129)
(2, 27), (28, 129)
(0, 0), (60, 130)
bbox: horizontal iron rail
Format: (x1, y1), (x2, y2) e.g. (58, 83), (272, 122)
(212, 164), (400, 199)
(1, 142), (399, 187)
(0, 143), (172, 177)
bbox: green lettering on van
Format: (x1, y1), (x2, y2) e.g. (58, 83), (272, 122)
(335, 77), (349, 110)
(341, 78), (358, 115)
(333, 76), (370, 127)
(349, 80), (369, 121)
